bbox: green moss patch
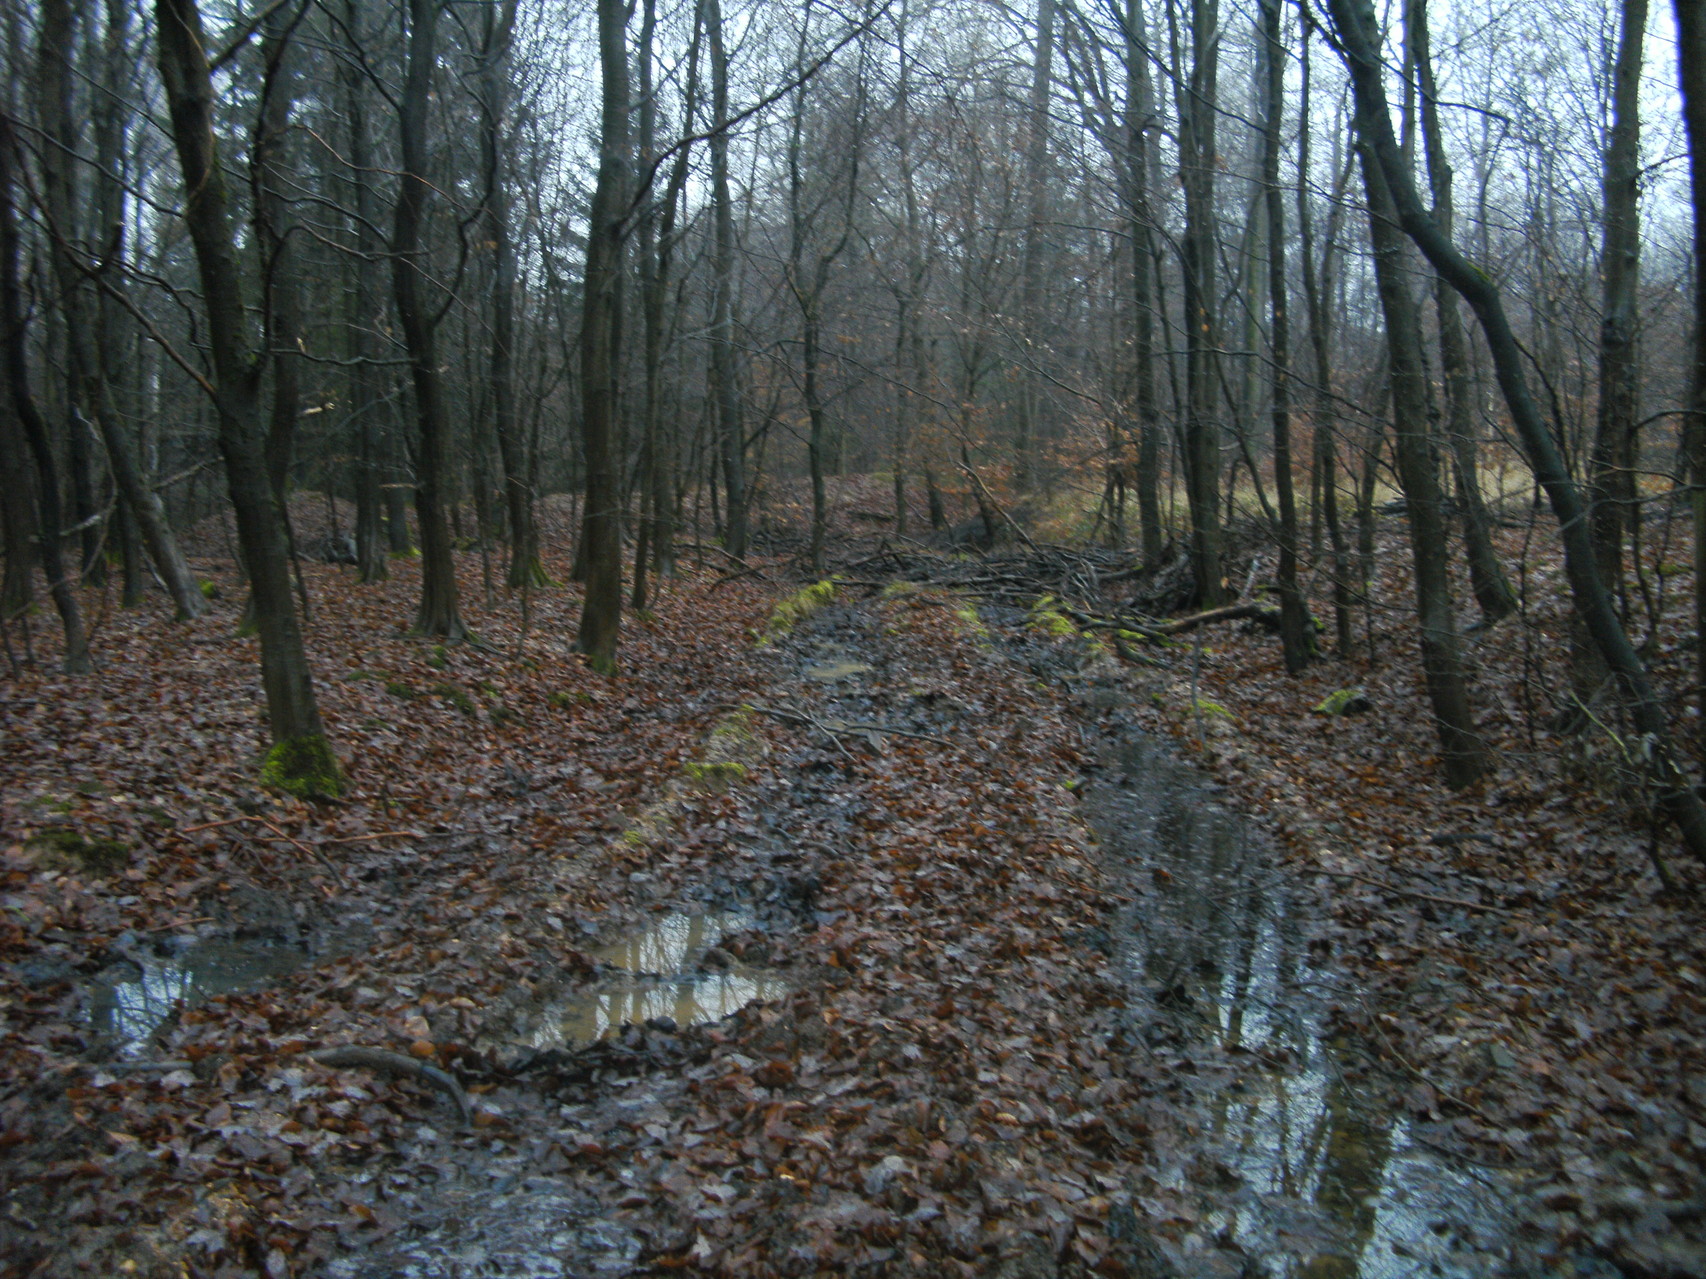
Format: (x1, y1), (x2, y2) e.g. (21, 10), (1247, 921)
(759, 579), (838, 646)
(1314, 687), (1371, 716)
(260, 735), (344, 799)
(24, 828), (130, 875)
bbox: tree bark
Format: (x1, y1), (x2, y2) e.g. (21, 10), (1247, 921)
(477, 0), (538, 594)
(1296, 15), (1354, 654)
(575, 0), (631, 671)
(1014, 0), (1057, 493)
(1119, 0), (1163, 565)
(1172, 0), (1223, 606)
(1679, 0), (1706, 737)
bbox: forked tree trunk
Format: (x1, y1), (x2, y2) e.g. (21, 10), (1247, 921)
(155, 0), (339, 795)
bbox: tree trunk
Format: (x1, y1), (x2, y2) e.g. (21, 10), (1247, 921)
(1296, 16), (1354, 654)
(1259, 0), (1312, 672)
(1358, 146), (1486, 787)
(575, 0), (630, 672)
(155, 0), (339, 794)
(1014, 0), (1057, 493)
(477, 0), (538, 594)
(1331, 0), (1706, 857)
(707, 0), (747, 561)
(1409, 0), (1516, 627)
(1120, 0), (1163, 565)
(1587, 0), (1647, 626)
(392, 0), (466, 640)
(1173, 0), (1223, 606)
(341, 0), (388, 585)
(0, 124), (90, 673)
(1679, 0), (1706, 737)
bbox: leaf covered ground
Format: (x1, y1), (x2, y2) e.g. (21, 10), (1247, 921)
(1, 494), (1703, 1278)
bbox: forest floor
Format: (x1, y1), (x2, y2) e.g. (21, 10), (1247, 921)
(1, 482), (1704, 1278)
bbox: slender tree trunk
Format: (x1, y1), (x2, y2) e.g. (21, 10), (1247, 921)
(1409, 0), (1516, 627)
(707, 0), (747, 560)
(1358, 146), (1486, 787)
(155, 0), (339, 794)
(1679, 0), (1706, 736)
(1121, 0), (1163, 565)
(787, 24), (866, 576)
(1015, 0), (1057, 493)
(1297, 17), (1354, 654)
(476, 0), (537, 593)
(1173, 0), (1223, 606)
(342, 0), (387, 584)
(0, 124), (90, 673)
(392, 0), (466, 640)
(256, 5), (303, 519)
(892, 0), (926, 539)
(1261, 0), (1312, 672)
(1592, 0), (1647, 610)
(34, 0), (105, 588)
(575, 0), (630, 671)
(1332, 0), (1706, 856)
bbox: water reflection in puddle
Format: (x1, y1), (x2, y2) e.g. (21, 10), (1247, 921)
(1089, 734), (1516, 1277)
(90, 939), (307, 1051)
(532, 909), (788, 1050)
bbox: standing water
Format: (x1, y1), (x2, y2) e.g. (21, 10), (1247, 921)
(1086, 731), (1519, 1277)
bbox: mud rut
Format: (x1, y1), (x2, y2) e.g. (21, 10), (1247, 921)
(289, 592), (1528, 1278)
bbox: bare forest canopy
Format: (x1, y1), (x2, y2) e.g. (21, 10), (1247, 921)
(6, 0), (1706, 843)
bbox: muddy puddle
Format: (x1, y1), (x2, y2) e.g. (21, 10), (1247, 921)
(89, 937), (308, 1052)
(522, 908), (788, 1051)
(330, 909), (784, 1279)
(1086, 730), (1521, 1277)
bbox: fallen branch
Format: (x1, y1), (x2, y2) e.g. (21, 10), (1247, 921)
(309, 1046), (473, 1126)
(1306, 867), (1513, 915)
(1148, 602), (1280, 637)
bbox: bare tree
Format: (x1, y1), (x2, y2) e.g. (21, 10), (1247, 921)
(155, 0), (341, 795)
(392, 0), (467, 640)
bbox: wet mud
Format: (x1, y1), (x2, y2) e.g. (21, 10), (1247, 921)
(1082, 721), (1522, 1277)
